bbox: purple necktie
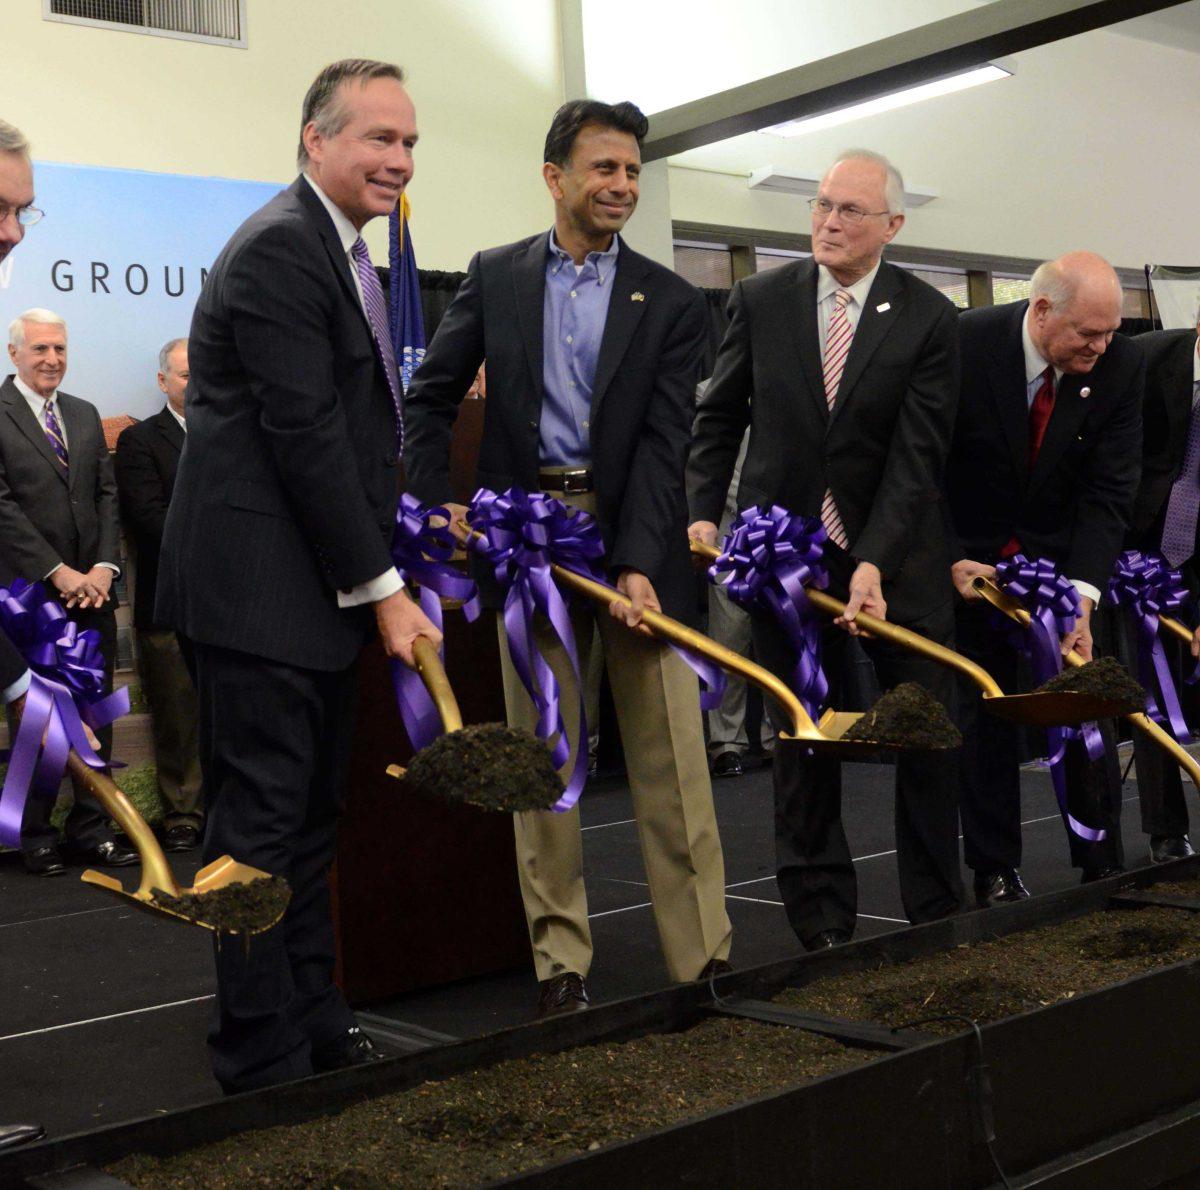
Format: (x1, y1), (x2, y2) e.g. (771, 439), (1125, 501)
(43, 399), (69, 471)
(350, 236), (403, 450)
(1161, 382), (1200, 567)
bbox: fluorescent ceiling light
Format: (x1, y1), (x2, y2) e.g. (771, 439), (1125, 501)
(747, 167), (938, 207)
(764, 63), (1013, 138)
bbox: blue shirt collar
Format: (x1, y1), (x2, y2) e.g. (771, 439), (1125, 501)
(547, 228), (620, 283)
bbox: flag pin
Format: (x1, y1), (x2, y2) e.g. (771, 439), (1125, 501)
(875, 301), (891, 313)
(1080, 387), (1091, 399)
(631, 291), (645, 302)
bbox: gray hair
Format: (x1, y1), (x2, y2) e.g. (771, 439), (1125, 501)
(829, 148), (906, 214)
(158, 337), (187, 374)
(1029, 261), (1074, 310)
(9, 308), (66, 348)
(297, 59), (405, 169)
(0, 120), (30, 157)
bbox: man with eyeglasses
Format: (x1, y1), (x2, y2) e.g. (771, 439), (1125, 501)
(688, 149), (964, 951)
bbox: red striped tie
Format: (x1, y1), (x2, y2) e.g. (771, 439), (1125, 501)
(820, 289), (853, 549)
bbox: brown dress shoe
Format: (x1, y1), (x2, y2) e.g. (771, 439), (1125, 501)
(537, 972), (589, 1017)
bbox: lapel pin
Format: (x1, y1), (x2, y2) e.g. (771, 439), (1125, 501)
(631, 291), (645, 302)
(1080, 387), (1091, 399)
(875, 301), (891, 313)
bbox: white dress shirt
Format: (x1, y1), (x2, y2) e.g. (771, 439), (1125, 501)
(302, 173), (403, 609)
(13, 375), (120, 582)
(815, 260), (881, 357)
(1020, 309), (1100, 607)
(167, 404), (186, 434)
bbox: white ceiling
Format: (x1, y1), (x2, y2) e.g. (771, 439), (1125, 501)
(1111, 1), (1200, 54)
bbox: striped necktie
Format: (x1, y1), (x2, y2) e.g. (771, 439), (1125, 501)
(819, 288), (853, 549)
(43, 399), (69, 471)
(350, 236), (404, 451)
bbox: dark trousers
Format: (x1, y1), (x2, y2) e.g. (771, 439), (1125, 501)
(193, 641), (358, 1094)
(955, 601), (1124, 875)
(19, 604), (116, 854)
(754, 553), (964, 947)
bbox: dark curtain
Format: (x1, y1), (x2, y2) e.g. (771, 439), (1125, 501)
(699, 287), (732, 379)
(1120, 317), (1160, 336)
(377, 266), (469, 342)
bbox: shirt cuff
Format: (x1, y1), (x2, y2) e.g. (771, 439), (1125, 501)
(336, 567), (404, 609)
(1072, 579), (1101, 608)
(97, 562), (121, 577)
(2, 669), (31, 704)
(43, 562), (62, 580)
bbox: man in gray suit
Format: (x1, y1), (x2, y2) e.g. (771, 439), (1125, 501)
(0, 307), (135, 875)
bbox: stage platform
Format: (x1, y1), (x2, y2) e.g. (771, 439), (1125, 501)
(0, 752), (1153, 1142)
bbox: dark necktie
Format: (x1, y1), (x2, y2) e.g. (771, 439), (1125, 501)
(43, 399), (68, 471)
(1027, 365), (1055, 465)
(350, 236), (403, 450)
(1161, 381), (1200, 568)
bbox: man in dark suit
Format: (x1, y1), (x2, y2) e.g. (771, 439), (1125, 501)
(114, 338), (203, 852)
(1122, 317), (1200, 864)
(156, 59), (439, 1093)
(405, 99), (732, 1016)
(0, 308), (136, 877)
(947, 252), (1143, 902)
(688, 149), (964, 950)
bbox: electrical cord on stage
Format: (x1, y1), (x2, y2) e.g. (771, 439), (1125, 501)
(890, 1012), (1012, 1190)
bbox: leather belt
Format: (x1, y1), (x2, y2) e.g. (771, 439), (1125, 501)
(538, 468), (594, 494)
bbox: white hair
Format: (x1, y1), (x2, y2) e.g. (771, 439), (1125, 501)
(158, 337), (188, 374)
(829, 148), (906, 214)
(1028, 261), (1076, 310)
(0, 120), (30, 157)
(9, 308), (67, 349)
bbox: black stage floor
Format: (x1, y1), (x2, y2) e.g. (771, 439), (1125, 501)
(0, 750), (1159, 1140)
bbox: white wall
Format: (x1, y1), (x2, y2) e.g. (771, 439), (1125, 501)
(2, 0), (565, 268)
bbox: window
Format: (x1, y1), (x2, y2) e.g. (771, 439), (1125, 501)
(993, 274), (1032, 304)
(755, 247), (810, 273)
(673, 243), (733, 289)
(893, 262), (970, 309)
(45, 0), (246, 47)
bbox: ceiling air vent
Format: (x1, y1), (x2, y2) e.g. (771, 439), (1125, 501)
(45, 0), (246, 47)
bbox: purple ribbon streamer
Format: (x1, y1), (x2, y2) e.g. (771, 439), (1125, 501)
(994, 554), (1105, 843)
(708, 505), (830, 721)
(1108, 549), (1196, 742)
(467, 487), (725, 813)
(0, 579), (129, 849)
(390, 492), (481, 751)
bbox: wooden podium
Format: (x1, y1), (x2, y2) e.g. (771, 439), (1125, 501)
(331, 398), (532, 1004)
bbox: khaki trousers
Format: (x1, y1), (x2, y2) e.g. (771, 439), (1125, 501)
(498, 496), (731, 982)
(137, 627), (204, 827)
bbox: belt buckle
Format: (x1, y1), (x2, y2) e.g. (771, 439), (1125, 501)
(561, 470), (590, 494)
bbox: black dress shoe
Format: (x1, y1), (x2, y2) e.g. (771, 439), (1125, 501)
(1150, 835), (1195, 864)
(537, 972), (590, 1017)
(0, 1123), (45, 1151)
(63, 840), (139, 868)
(806, 928), (852, 951)
(973, 868), (1030, 907)
(22, 846), (66, 877)
(696, 958), (733, 982)
(163, 823), (201, 853)
(311, 1026), (386, 1073)
(1081, 864), (1125, 885)
(710, 750), (744, 779)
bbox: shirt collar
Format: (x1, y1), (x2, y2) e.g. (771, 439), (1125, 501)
(816, 260), (881, 310)
(1193, 336), (1199, 387)
(303, 173), (360, 255)
(14, 374), (57, 408)
(1022, 305), (1064, 386)
(547, 228), (620, 283)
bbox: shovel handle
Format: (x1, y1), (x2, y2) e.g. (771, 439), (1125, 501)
(1161, 615), (1197, 649)
(410, 635), (463, 734)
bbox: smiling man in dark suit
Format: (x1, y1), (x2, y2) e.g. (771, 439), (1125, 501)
(688, 149), (964, 951)
(157, 59), (440, 1093)
(404, 99), (732, 1017)
(0, 307), (137, 877)
(947, 252), (1143, 902)
(114, 338), (203, 852)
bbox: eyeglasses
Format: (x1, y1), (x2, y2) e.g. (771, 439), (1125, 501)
(0, 204), (44, 227)
(808, 197), (890, 226)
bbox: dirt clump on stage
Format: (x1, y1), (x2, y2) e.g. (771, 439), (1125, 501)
(404, 722), (564, 812)
(843, 682), (962, 749)
(1032, 656), (1145, 712)
(150, 876), (290, 935)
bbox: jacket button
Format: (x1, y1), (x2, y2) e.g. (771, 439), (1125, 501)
(528, 421), (537, 430)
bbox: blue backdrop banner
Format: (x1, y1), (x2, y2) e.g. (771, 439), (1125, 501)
(0, 161), (282, 420)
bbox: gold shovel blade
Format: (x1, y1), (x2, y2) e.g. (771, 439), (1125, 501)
(778, 709), (956, 757)
(982, 690), (1128, 727)
(80, 857), (287, 935)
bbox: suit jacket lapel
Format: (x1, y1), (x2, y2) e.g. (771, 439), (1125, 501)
(791, 258), (828, 423)
(512, 233), (549, 424)
(983, 302), (1032, 484)
(156, 406), (185, 454)
(827, 264), (903, 431)
(1, 378), (68, 485)
(292, 177), (366, 326)
(1028, 372), (1091, 494)
(590, 244), (651, 424)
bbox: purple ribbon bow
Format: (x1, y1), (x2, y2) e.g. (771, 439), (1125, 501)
(390, 493), (481, 751)
(994, 554), (1105, 843)
(709, 505), (830, 720)
(467, 487), (724, 812)
(0, 579), (129, 849)
(1108, 549), (1196, 742)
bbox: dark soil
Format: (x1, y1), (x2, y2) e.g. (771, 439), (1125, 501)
(110, 1018), (871, 1188)
(150, 876), (290, 935)
(843, 681), (962, 749)
(1033, 656), (1145, 712)
(404, 723), (564, 812)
